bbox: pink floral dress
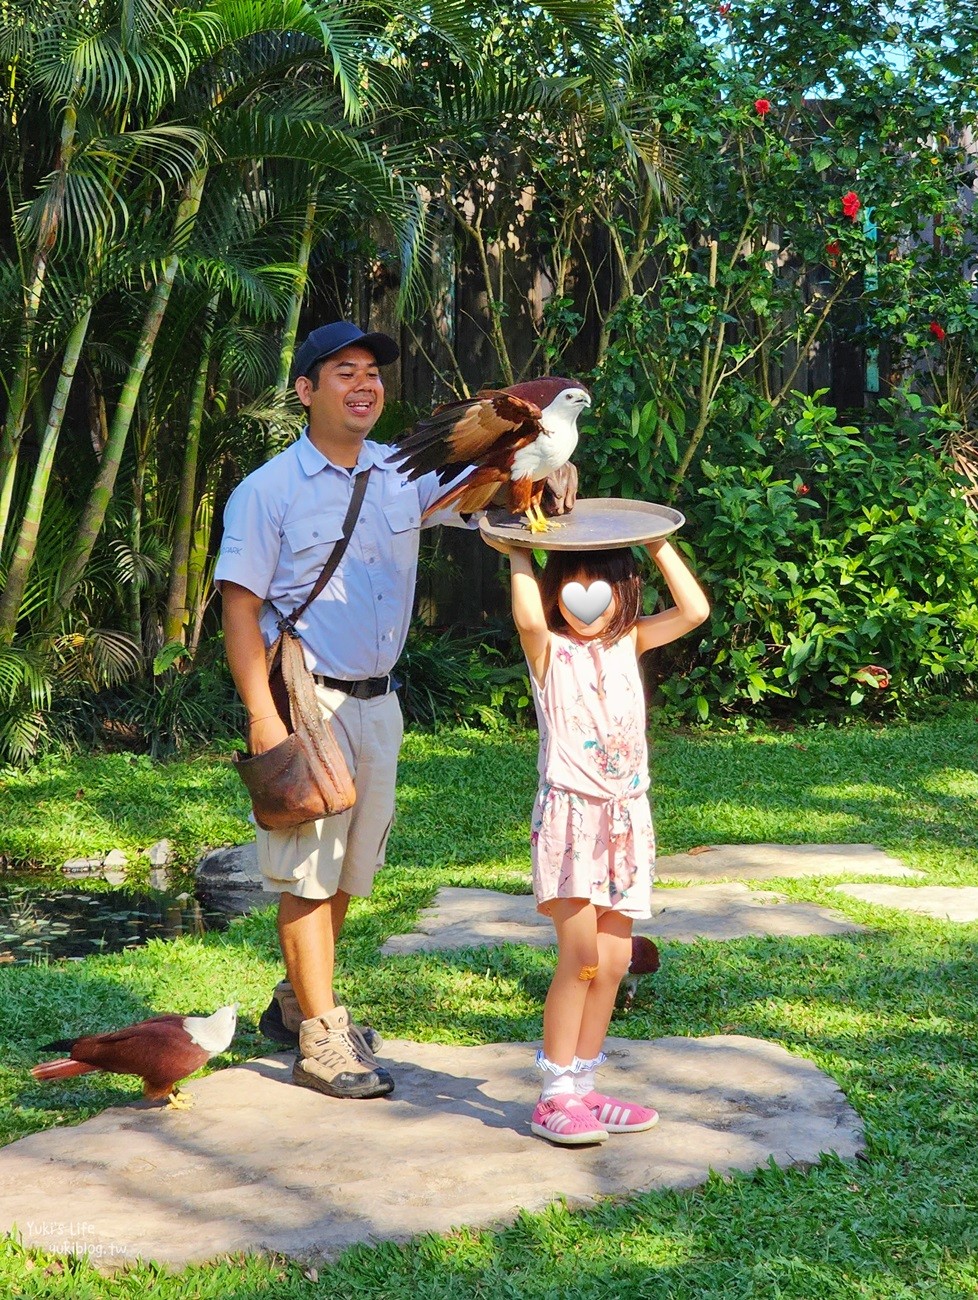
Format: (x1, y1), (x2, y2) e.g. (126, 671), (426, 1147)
(529, 631), (655, 918)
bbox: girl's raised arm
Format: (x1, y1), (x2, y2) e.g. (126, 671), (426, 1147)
(484, 538), (551, 683)
(635, 540), (711, 656)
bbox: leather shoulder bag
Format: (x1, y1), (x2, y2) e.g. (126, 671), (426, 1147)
(232, 468), (371, 831)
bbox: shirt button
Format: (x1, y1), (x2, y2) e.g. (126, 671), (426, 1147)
(312, 531), (319, 538)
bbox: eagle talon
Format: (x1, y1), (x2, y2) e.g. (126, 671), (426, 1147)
(525, 502), (562, 534)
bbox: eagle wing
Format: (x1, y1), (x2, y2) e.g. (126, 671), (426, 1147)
(69, 1015), (206, 1084)
(389, 390), (543, 520)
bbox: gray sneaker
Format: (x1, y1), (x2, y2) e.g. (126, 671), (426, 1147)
(259, 979), (384, 1054)
(292, 1006), (394, 1099)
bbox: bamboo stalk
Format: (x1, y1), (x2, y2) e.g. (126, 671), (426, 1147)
(58, 168), (207, 613)
(0, 305), (93, 639)
(164, 294), (217, 644)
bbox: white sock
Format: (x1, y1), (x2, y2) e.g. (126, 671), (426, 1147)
(536, 1050), (578, 1099)
(572, 1052), (607, 1096)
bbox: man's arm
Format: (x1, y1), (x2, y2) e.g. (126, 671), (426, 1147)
(221, 581), (289, 754)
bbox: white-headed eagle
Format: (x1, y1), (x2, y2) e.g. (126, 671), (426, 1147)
(31, 1004), (238, 1108)
(388, 377), (591, 533)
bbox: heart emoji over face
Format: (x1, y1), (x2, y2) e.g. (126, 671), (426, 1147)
(561, 580), (613, 625)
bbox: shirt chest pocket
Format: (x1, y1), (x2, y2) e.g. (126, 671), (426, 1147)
(283, 512), (347, 590)
(383, 491), (420, 573)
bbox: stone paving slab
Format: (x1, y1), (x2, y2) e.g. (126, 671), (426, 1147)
(832, 884), (978, 922)
(655, 843), (919, 884)
(0, 1035), (863, 1270)
(382, 884), (864, 955)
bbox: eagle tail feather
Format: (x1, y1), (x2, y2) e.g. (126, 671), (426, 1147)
(420, 469), (504, 521)
(31, 1058), (98, 1081)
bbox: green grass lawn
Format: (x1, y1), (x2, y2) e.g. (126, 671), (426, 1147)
(0, 707), (977, 1296)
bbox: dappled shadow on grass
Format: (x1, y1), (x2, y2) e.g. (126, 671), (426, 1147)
(392, 730), (537, 871)
(652, 718), (978, 862)
(0, 751), (251, 870)
(1, 923), (977, 1294)
(390, 719), (978, 876)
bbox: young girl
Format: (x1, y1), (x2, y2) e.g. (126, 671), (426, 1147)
(487, 535), (710, 1146)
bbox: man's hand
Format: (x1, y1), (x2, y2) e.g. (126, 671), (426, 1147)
(541, 461), (578, 517)
(247, 713), (289, 755)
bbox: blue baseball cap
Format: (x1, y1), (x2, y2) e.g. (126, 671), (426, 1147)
(291, 320), (399, 382)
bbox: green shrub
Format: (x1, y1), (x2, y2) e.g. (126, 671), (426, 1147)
(397, 622), (531, 730)
(661, 392), (978, 721)
(52, 638), (244, 760)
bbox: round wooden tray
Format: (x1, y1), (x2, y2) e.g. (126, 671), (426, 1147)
(479, 497), (685, 550)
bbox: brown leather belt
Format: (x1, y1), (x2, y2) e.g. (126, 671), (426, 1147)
(313, 673), (393, 700)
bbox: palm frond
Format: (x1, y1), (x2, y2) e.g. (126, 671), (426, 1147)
(53, 626), (143, 687)
(16, 123), (211, 254)
(0, 642), (53, 710)
(34, 8), (222, 117)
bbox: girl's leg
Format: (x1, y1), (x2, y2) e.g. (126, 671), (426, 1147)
(574, 909), (633, 1061)
(530, 898), (610, 1145)
(573, 909), (659, 1134)
(541, 898), (600, 1070)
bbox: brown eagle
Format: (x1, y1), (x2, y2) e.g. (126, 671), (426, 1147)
(388, 377), (591, 533)
(31, 1004), (238, 1108)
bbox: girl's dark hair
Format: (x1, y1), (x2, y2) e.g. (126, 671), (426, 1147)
(538, 548), (642, 645)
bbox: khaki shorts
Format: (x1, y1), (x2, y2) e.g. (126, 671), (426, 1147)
(256, 683), (404, 900)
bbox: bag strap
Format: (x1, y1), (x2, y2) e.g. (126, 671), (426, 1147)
(276, 465), (372, 636)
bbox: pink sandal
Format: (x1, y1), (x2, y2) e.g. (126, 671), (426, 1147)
(579, 1090), (659, 1133)
(531, 1093), (609, 1146)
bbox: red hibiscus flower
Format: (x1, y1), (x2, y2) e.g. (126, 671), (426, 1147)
(796, 483), (810, 496)
(855, 665), (890, 690)
(718, 2), (731, 13)
(841, 191), (861, 220)
(929, 321), (946, 342)
(825, 240), (841, 257)
(754, 98), (771, 117)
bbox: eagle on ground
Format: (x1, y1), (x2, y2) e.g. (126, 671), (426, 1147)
(388, 377), (591, 533)
(31, 1004), (238, 1108)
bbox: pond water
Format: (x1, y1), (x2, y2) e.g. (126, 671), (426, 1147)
(0, 884), (227, 964)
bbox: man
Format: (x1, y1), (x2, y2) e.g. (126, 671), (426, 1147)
(216, 320), (472, 1100)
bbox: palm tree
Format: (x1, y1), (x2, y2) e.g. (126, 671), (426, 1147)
(0, 0), (626, 761)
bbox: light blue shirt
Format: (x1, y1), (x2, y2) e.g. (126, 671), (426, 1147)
(215, 431), (469, 679)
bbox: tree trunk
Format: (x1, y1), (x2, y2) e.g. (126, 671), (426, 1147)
(0, 305), (93, 640)
(0, 82), (81, 552)
(58, 169), (207, 612)
(0, 256), (47, 555)
(185, 487), (215, 658)
(164, 295), (217, 643)
(276, 198), (317, 392)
